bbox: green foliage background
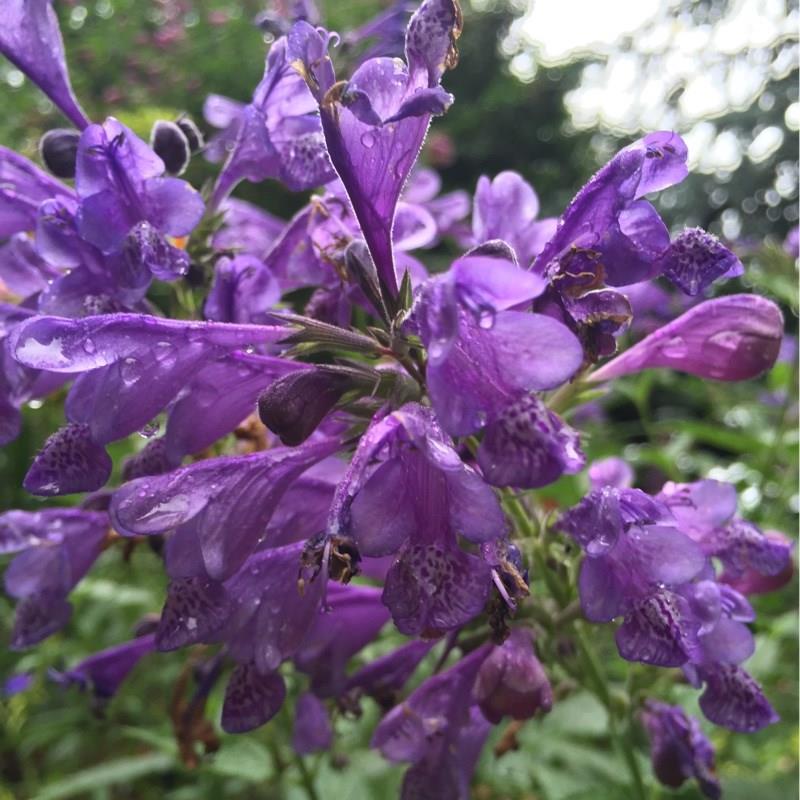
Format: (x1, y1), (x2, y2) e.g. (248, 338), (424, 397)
(0, 2), (796, 799)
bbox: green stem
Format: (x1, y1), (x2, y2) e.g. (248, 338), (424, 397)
(294, 753), (321, 800)
(572, 624), (647, 800)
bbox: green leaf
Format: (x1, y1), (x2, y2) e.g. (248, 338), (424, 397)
(34, 753), (176, 800)
(206, 738), (273, 783)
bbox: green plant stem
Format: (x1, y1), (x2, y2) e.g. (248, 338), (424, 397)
(294, 753), (320, 800)
(572, 624), (647, 800)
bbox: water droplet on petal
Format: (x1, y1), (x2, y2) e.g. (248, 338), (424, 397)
(707, 330), (741, 353)
(120, 356), (142, 385)
(662, 336), (688, 358)
(428, 340), (446, 361)
(478, 306), (496, 330)
(138, 421), (159, 439)
(82, 339), (96, 354)
(154, 341), (177, 368)
(360, 131), (376, 149)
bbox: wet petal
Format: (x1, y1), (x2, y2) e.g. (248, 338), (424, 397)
(478, 393), (584, 489)
(658, 227), (743, 296)
(616, 590), (700, 667)
(382, 541), (491, 636)
(0, 147), (75, 238)
(697, 664), (779, 732)
(51, 634), (156, 699)
(0, 0), (90, 129)
(292, 693), (332, 754)
(590, 294), (784, 383)
(221, 664), (286, 733)
(11, 313), (286, 373)
(156, 577), (232, 651)
(427, 311), (583, 436)
(24, 422), (112, 495)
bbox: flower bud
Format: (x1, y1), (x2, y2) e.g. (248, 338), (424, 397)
(344, 239), (389, 321)
(257, 368), (354, 446)
(641, 701), (721, 799)
(590, 294), (784, 383)
(150, 120), (190, 176)
(175, 116), (204, 153)
(474, 628), (553, 723)
(39, 128), (80, 178)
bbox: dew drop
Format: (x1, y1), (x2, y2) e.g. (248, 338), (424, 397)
(661, 336), (688, 358)
(707, 330), (742, 353)
(360, 131), (376, 149)
(120, 356), (142, 385)
(82, 339), (96, 354)
(154, 340), (177, 367)
(478, 306), (496, 330)
(138, 421), (159, 439)
(428, 340), (446, 361)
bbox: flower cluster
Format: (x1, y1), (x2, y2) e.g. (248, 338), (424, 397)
(0, 2), (792, 798)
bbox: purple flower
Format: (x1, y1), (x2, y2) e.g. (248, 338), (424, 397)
(3, 672), (33, 696)
(695, 664), (779, 732)
(162, 352), (307, 463)
(212, 198), (285, 257)
(471, 171), (557, 267)
(293, 584), (390, 696)
(641, 701), (720, 799)
(221, 663), (286, 734)
(327, 403), (503, 635)
(292, 0), (462, 297)
(209, 31), (334, 208)
(590, 294), (784, 383)
(1, 509), (108, 648)
(0, 1), (90, 129)
(412, 253), (585, 487)
(342, 1), (415, 62)
(50, 634), (156, 699)
(112, 437), (340, 580)
(372, 645), (491, 799)
(74, 118), (204, 255)
(588, 456), (634, 490)
(292, 692), (332, 754)
(559, 488), (706, 663)
(474, 628), (553, 723)
(12, 313), (287, 493)
(204, 255), (280, 325)
(533, 132), (689, 287)
(343, 639), (435, 707)
(657, 227), (743, 296)
(719, 530), (794, 595)
(0, 147), (75, 238)
(658, 480), (793, 586)
(202, 94), (246, 164)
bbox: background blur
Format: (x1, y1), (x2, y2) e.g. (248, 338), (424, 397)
(0, 2), (797, 799)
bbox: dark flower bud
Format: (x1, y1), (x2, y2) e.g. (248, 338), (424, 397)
(39, 128), (80, 178)
(641, 701), (721, 799)
(344, 239), (389, 321)
(175, 115), (204, 153)
(121, 438), (177, 481)
(474, 628), (553, 723)
(150, 120), (190, 176)
(464, 238), (519, 264)
(258, 367), (355, 446)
